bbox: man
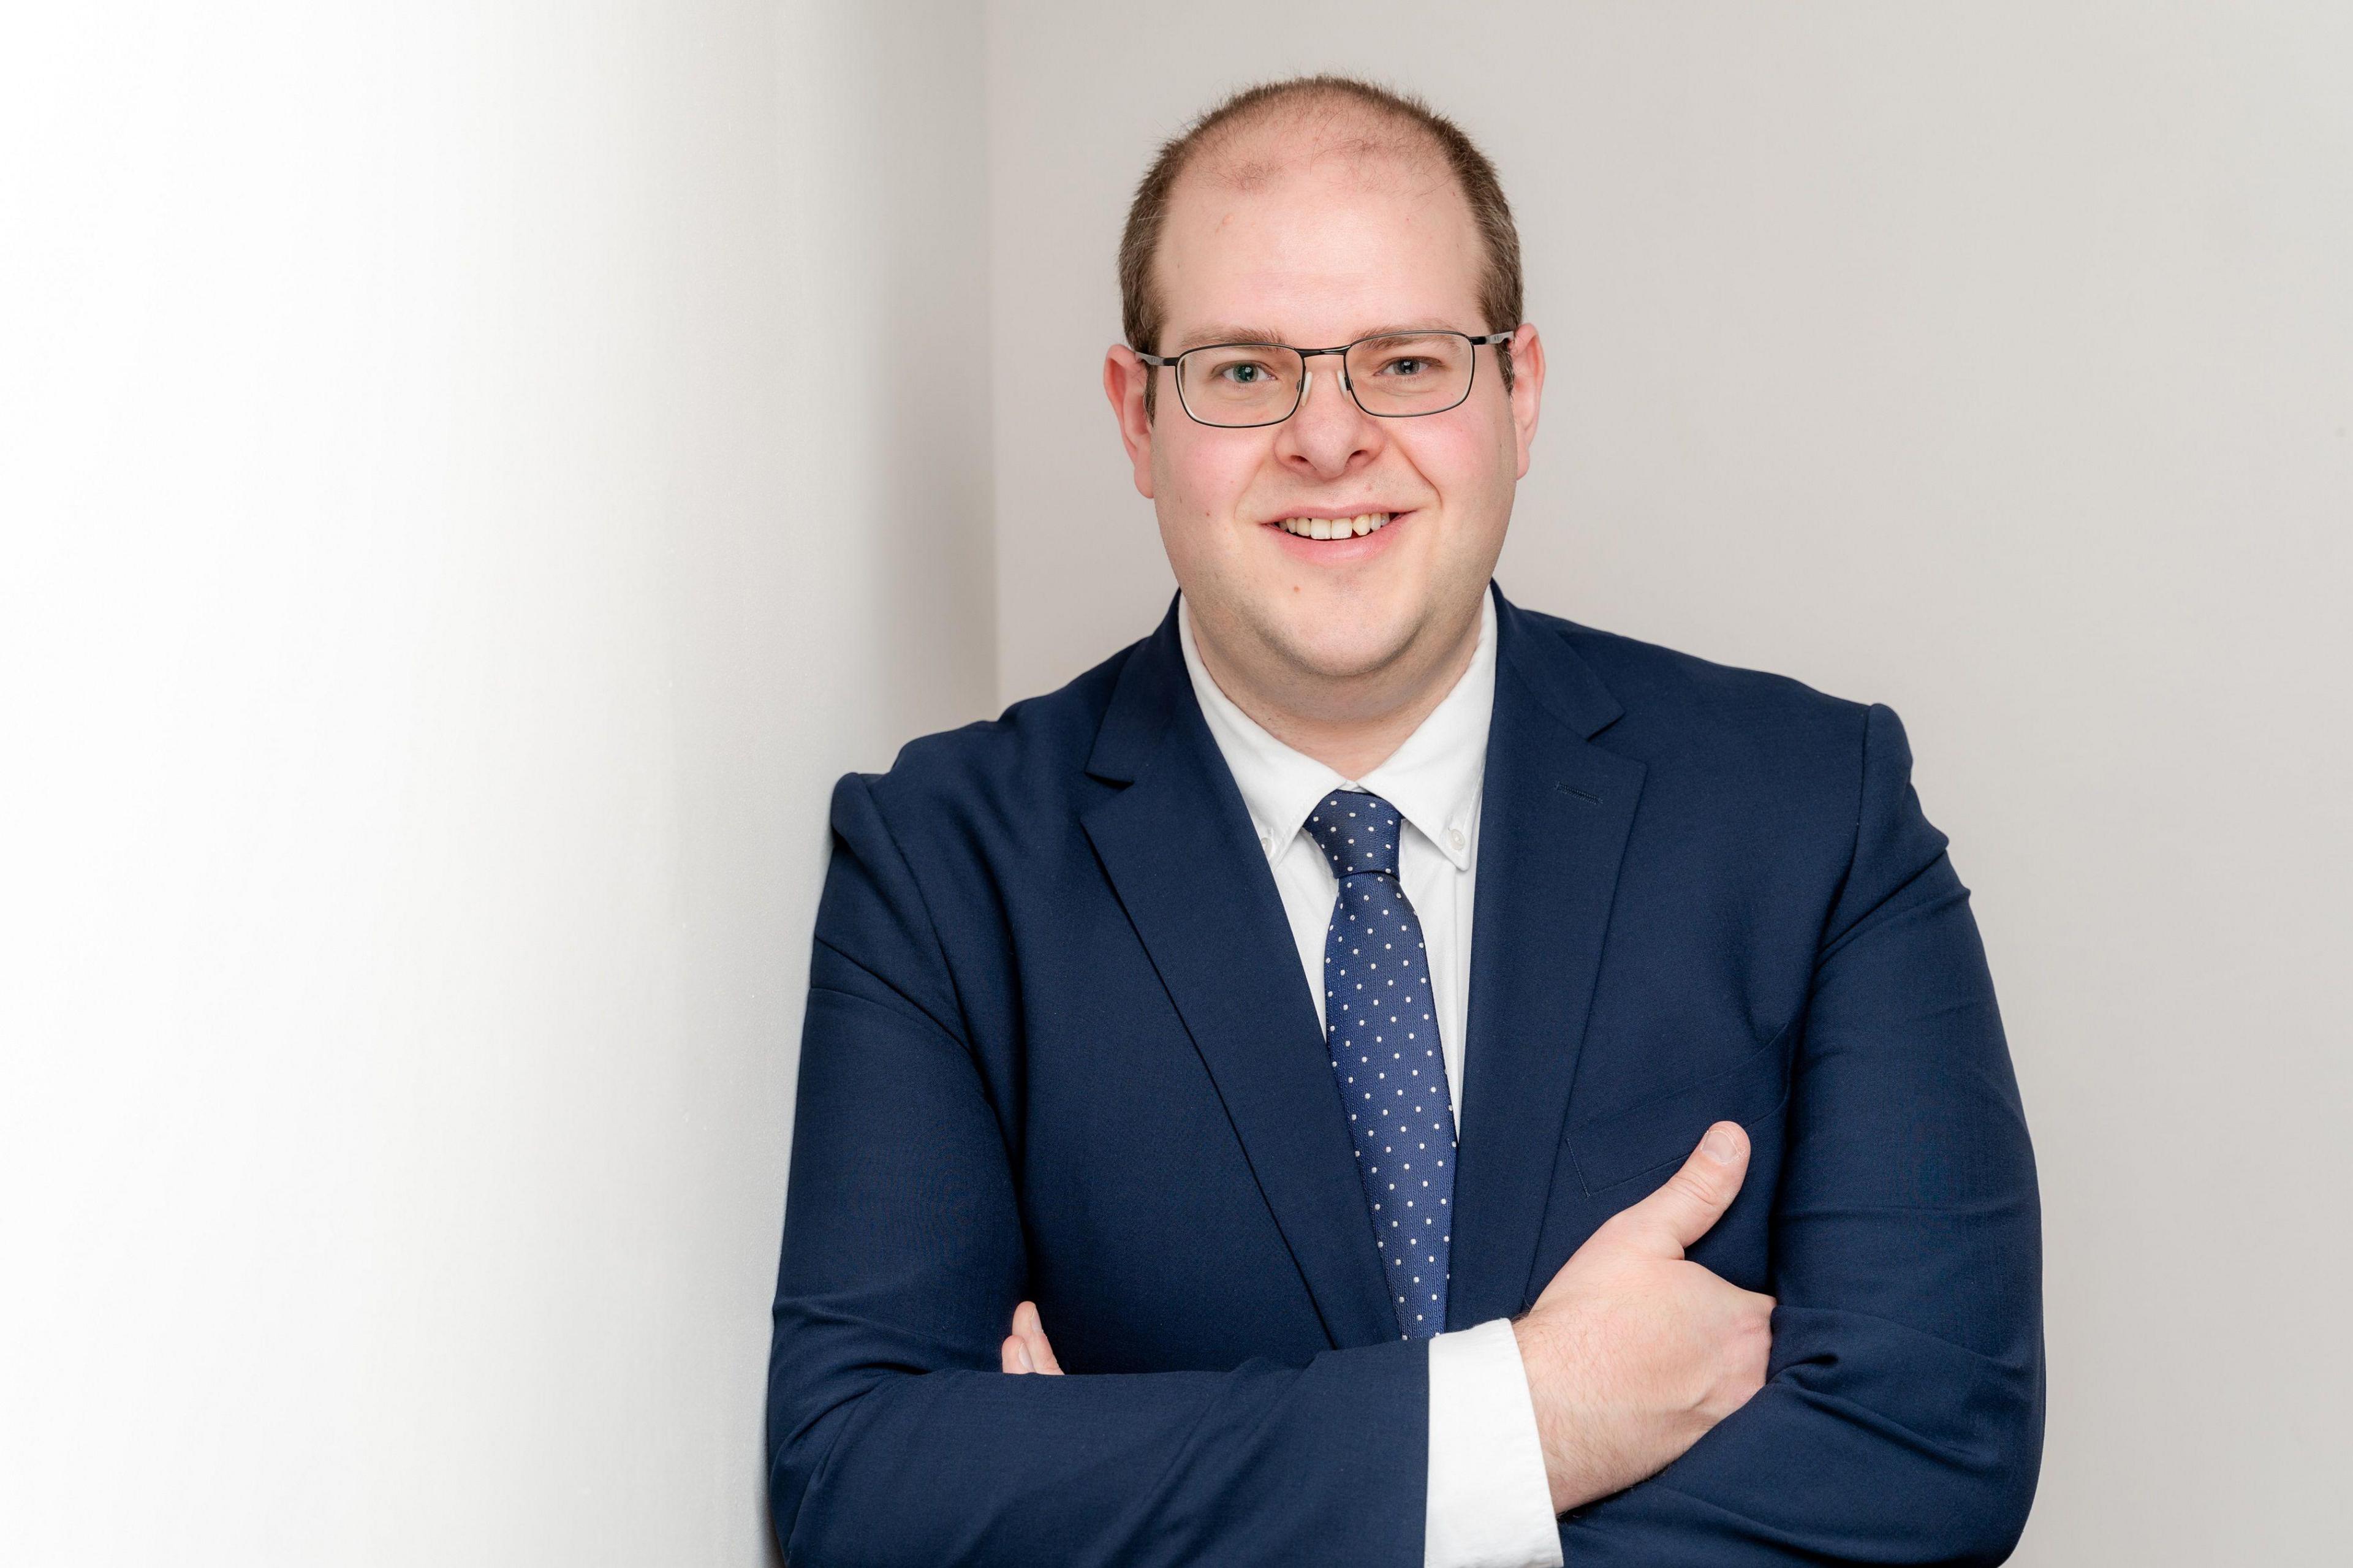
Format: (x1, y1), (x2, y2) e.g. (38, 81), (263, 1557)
(766, 76), (2041, 1567)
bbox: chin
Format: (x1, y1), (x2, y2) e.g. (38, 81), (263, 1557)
(1260, 612), (1421, 684)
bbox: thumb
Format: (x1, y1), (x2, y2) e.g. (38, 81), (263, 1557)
(1618, 1121), (1749, 1256)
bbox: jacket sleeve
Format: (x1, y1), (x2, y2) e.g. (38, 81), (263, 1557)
(764, 772), (1428, 1568)
(1559, 702), (2045, 1565)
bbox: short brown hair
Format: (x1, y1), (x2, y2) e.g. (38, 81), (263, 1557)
(1118, 75), (1522, 411)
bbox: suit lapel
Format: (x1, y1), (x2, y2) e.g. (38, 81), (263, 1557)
(1447, 589), (1646, 1327)
(1081, 605), (1399, 1350)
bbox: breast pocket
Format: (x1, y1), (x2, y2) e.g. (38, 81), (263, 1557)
(1564, 1020), (1795, 1196)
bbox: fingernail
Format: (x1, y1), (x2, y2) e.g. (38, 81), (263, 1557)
(1014, 1340), (1034, 1373)
(1703, 1125), (1740, 1164)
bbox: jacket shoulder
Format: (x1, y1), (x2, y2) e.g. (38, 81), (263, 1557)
(1529, 607), (1874, 749)
(1506, 606), (1891, 827)
(844, 635), (1139, 836)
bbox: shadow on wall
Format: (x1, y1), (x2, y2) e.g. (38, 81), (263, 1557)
(779, 0), (996, 757)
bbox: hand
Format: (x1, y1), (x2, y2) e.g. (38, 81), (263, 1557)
(1512, 1121), (1775, 1515)
(999, 1299), (1063, 1375)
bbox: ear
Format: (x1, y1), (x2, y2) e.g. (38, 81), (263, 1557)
(1506, 323), (1546, 480)
(1104, 345), (1157, 500)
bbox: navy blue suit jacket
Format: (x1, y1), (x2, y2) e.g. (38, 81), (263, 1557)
(766, 585), (2043, 1566)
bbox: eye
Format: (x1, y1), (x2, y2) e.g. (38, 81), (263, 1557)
(1376, 357), (1433, 378)
(1219, 362), (1267, 385)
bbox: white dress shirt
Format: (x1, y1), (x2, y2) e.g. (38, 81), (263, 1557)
(1178, 591), (1564, 1568)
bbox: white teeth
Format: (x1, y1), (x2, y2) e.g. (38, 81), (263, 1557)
(1276, 512), (1392, 539)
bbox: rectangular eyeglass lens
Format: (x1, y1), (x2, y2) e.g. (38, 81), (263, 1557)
(1347, 334), (1471, 410)
(1182, 346), (1301, 419)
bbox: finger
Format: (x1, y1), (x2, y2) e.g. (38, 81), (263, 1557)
(1616, 1121), (1750, 1256)
(1015, 1300), (1064, 1375)
(1001, 1333), (1035, 1374)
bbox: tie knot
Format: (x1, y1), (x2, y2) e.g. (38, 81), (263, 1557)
(1304, 789), (1404, 880)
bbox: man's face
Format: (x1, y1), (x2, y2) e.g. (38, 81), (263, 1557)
(1107, 129), (1544, 703)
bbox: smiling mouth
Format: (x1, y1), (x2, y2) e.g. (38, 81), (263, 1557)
(1272, 512), (1393, 540)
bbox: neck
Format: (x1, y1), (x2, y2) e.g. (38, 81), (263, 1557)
(1189, 597), (1483, 780)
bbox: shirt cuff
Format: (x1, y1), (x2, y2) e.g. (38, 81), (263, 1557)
(1425, 1317), (1563, 1568)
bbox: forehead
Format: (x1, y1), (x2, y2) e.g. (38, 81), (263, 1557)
(1154, 121), (1486, 350)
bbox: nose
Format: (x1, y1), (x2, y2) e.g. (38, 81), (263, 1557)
(1274, 358), (1382, 480)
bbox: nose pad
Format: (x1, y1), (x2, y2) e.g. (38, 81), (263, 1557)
(1295, 362), (1354, 415)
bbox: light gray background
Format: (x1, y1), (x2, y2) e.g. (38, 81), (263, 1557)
(4, 3), (2347, 1564)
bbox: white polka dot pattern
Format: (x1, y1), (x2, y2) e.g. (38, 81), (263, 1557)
(1306, 787), (1457, 1341)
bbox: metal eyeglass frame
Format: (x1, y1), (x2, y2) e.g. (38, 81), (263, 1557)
(1134, 329), (1516, 428)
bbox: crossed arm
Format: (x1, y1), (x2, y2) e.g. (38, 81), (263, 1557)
(768, 708), (2043, 1565)
(1004, 1119), (1781, 1521)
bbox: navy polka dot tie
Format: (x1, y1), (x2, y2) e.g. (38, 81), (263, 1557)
(1305, 788), (1457, 1341)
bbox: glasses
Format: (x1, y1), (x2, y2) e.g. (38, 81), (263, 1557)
(1136, 329), (1514, 428)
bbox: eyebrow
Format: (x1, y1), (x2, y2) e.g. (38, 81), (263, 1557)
(1168, 325), (1290, 353)
(1166, 322), (1471, 353)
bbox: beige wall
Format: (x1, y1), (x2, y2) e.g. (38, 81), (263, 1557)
(1, 4), (990, 1562)
(986, 3), (2353, 1562)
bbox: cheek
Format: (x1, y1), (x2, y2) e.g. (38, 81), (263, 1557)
(1394, 423), (1506, 521)
(1158, 431), (1275, 529)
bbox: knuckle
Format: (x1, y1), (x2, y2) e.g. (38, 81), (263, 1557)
(1662, 1170), (1719, 1211)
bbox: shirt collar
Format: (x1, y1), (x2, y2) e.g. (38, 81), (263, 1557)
(1177, 589), (1495, 873)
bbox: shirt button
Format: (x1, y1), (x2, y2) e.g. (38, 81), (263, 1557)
(1447, 827), (1465, 850)
(1259, 831), (1271, 852)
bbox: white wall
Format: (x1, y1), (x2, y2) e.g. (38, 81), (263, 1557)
(985, 2), (2353, 1562)
(0, 4), (990, 1564)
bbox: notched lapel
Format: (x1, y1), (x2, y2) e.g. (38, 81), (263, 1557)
(1081, 618), (1400, 1351)
(1447, 591), (1646, 1327)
